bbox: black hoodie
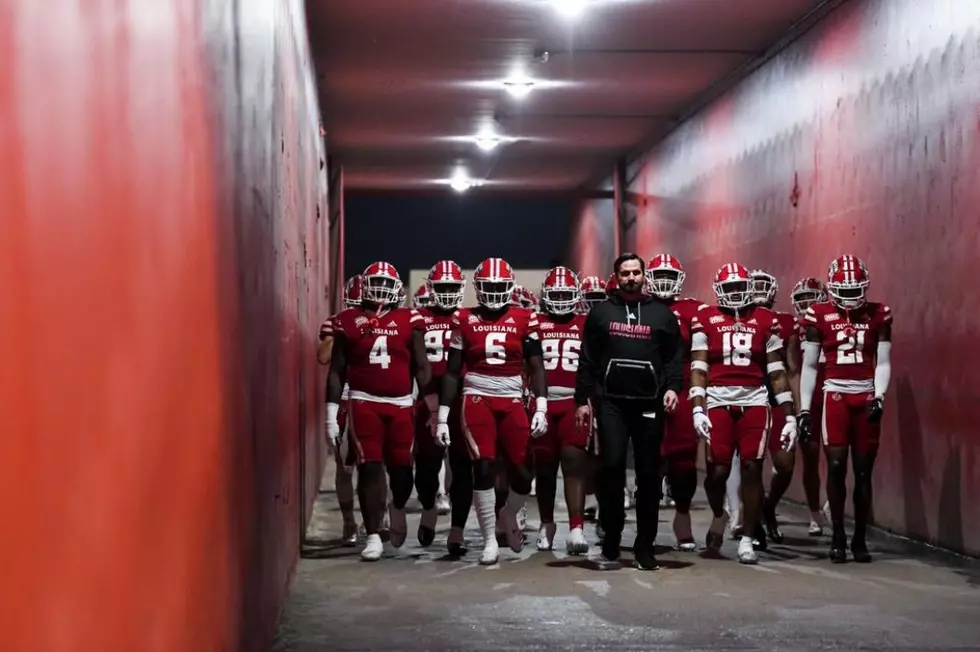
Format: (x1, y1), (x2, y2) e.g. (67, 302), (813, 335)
(574, 292), (683, 404)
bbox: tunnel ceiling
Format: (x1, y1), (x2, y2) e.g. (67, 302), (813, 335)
(308, 0), (826, 193)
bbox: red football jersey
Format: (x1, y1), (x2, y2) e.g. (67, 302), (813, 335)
(537, 312), (586, 399)
(692, 304), (783, 389)
(802, 301), (891, 389)
(450, 305), (540, 397)
(418, 306), (457, 394)
(332, 306), (424, 399)
(667, 297), (703, 387)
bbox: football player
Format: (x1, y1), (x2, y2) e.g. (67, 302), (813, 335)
(413, 284), (432, 309)
(436, 257), (548, 565)
(415, 262), (466, 551)
(689, 263), (797, 564)
(799, 255), (891, 563)
(749, 269), (800, 545)
(317, 275), (364, 545)
(646, 254), (700, 551)
(788, 277), (831, 535)
(578, 275), (607, 313)
(532, 266), (590, 554)
(326, 262), (432, 561)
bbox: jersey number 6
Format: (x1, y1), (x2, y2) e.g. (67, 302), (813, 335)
(485, 332), (507, 365)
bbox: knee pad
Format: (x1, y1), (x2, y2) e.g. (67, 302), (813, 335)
(472, 459), (494, 491)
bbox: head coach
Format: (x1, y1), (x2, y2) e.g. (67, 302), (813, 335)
(573, 253), (683, 570)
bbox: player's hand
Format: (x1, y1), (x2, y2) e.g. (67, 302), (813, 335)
(318, 319), (331, 341)
(575, 404), (592, 430)
(780, 415), (798, 452)
(530, 411), (548, 438)
(434, 422), (451, 448)
(693, 407), (712, 442)
(866, 396), (884, 424)
(326, 417), (341, 449)
(797, 410), (812, 443)
(663, 390), (679, 413)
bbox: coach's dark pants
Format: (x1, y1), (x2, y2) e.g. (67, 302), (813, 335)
(595, 397), (664, 552)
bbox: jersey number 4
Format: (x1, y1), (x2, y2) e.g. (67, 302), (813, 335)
(542, 339), (580, 372)
(836, 330), (866, 364)
(369, 336), (391, 369)
(722, 332), (753, 367)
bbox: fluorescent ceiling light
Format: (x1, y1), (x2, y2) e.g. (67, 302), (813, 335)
(552, 0), (587, 18)
(449, 168), (475, 192)
(474, 125), (503, 152)
(503, 69), (535, 99)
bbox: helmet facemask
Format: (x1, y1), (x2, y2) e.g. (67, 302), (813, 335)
(430, 281), (464, 310)
(363, 274), (402, 305)
(646, 268), (685, 299)
(542, 288), (579, 315)
(715, 279), (752, 310)
(476, 280), (514, 310)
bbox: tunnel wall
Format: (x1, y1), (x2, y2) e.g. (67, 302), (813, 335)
(583, 0), (979, 554)
(0, 1), (329, 650)
(567, 196), (616, 278)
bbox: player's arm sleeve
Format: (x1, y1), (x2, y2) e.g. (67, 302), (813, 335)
(799, 323), (821, 412)
(574, 307), (601, 405)
(875, 312), (892, 399)
(522, 313), (543, 359)
(661, 308), (683, 395)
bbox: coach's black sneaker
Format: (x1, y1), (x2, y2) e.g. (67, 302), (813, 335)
(851, 538), (872, 563)
(829, 533), (848, 563)
(595, 535), (622, 570)
(633, 546), (660, 571)
(751, 522), (768, 551)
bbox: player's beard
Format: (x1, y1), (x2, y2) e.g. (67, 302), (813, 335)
(619, 278), (644, 300)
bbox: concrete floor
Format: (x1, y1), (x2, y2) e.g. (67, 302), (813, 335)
(275, 460), (980, 651)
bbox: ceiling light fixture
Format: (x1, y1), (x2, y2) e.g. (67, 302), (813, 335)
(552, 0), (587, 19)
(503, 68), (535, 100)
(473, 124), (503, 152)
(449, 168), (475, 193)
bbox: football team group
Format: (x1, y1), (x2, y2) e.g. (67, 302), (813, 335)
(317, 253), (890, 570)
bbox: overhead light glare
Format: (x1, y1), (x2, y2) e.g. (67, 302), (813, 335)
(503, 69), (535, 99)
(449, 168), (475, 193)
(552, 0), (587, 18)
(475, 135), (501, 152)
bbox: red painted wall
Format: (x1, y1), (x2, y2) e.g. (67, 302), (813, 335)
(0, 0), (328, 649)
(567, 197), (617, 277)
(620, 0), (980, 554)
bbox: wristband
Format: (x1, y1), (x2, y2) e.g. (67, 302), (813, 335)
(688, 386), (706, 399)
(775, 391), (793, 405)
(535, 397), (548, 414)
(690, 360), (709, 373)
(767, 361), (785, 374)
(437, 405), (451, 425)
(326, 402), (339, 423)
(692, 406), (705, 415)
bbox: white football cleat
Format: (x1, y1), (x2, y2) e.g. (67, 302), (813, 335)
(673, 512), (697, 552)
(737, 535), (758, 564)
(566, 526), (589, 555)
(435, 492), (451, 515)
(361, 533), (384, 561)
(537, 522), (557, 550)
(480, 539), (500, 565)
(499, 506), (525, 553)
(517, 505), (528, 531)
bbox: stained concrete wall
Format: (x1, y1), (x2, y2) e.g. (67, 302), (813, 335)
(568, 0), (980, 554)
(0, 0), (329, 649)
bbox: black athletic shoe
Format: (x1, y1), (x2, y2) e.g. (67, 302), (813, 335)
(633, 547), (660, 571)
(851, 539), (872, 563)
(751, 523), (768, 551)
(763, 502), (784, 544)
(829, 533), (848, 563)
(417, 525), (436, 548)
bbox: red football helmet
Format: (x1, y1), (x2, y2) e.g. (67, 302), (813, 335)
(413, 284), (432, 308)
(645, 254), (686, 299)
(473, 257), (515, 310)
(541, 266), (580, 315)
(427, 260), (465, 310)
(578, 275), (606, 311)
(750, 269), (778, 306)
(343, 275), (364, 308)
(361, 261), (403, 305)
(827, 255), (870, 309)
(606, 272), (619, 295)
(790, 277), (827, 316)
(713, 263), (753, 309)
